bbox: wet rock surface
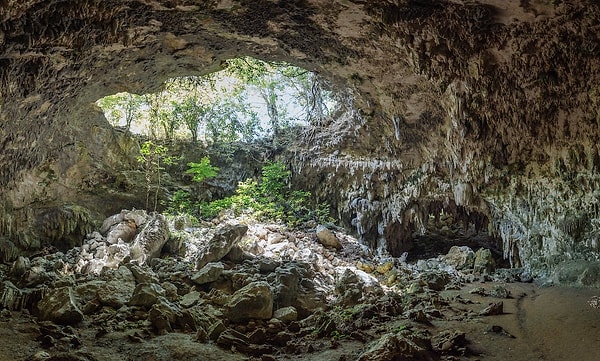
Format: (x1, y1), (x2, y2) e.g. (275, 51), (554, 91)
(1, 211), (598, 360)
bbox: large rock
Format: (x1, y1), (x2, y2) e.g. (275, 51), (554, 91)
(127, 263), (159, 284)
(358, 333), (430, 361)
(191, 262), (224, 285)
(105, 219), (137, 244)
(196, 224), (248, 269)
(443, 246), (475, 270)
(129, 213), (170, 264)
(273, 306), (298, 323)
(149, 298), (183, 334)
(37, 287), (83, 325)
(315, 225), (342, 249)
(474, 248), (496, 275)
(129, 283), (166, 308)
(97, 266), (136, 308)
(0, 280), (24, 310)
(225, 281), (273, 322)
(335, 267), (383, 306)
(0, 238), (20, 263)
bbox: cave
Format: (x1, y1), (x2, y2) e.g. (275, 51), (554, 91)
(1, 1), (600, 360)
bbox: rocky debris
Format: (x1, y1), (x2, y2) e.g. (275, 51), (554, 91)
(37, 287), (83, 325)
(225, 281), (273, 322)
(196, 224), (248, 269)
(0, 211), (536, 360)
(479, 302), (504, 316)
(315, 225), (342, 249)
(68, 210), (171, 274)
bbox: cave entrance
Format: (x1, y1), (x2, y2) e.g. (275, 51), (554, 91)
(94, 56), (345, 223)
(385, 200), (506, 265)
(96, 56), (339, 145)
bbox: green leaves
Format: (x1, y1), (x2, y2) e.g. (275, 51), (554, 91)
(260, 161), (290, 199)
(185, 157), (219, 183)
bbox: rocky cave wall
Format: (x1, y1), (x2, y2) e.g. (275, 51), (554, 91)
(0, 0), (599, 280)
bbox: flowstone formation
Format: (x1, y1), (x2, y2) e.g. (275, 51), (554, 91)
(0, 1), (600, 282)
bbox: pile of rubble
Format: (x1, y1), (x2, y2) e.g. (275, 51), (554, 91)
(0, 210), (517, 361)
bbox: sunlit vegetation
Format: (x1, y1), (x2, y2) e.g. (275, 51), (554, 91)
(98, 58), (339, 226)
(177, 161), (334, 226)
(96, 57), (338, 144)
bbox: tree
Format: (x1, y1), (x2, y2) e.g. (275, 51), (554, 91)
(96, 92), (143, 131)
(172, 96), (209, 143)
(97, 56), (339, 143)
(137, 141), (176, 211)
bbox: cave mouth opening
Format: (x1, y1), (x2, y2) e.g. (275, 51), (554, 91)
(385, 199), (507, 266)
(95, 56), (341, 146)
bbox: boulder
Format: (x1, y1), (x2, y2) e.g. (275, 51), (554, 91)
(489, 285), (511, 298)
(0, 238), (20, 263)
(97, 266), (135, 308)
(273, 306), (298, 323)
(0, 280), (23, 310)
(180, 291), (201, 308)
(191, 262), (224, 285)
(196, 224), (248, 269)
(105, 219), (137, 244)
(419, 271), (451, 291)
(431, 329), (467, 353)
(127, 263), (159, 284)
(443, 246), (475, 270)
(474, 248), (496, 274)
(315, 225), (341, 249)
(10, 256), (30, 277)
(129, 283), (166, 308)
(480, 301), (503, 316)
(225, 281), (273, 322)
(149, 298), (183, 335)
(225, 244), (253, 263)
(358, 333), (430, 361)
(37, 287), (83, 325)
(130, 213), (170, 264)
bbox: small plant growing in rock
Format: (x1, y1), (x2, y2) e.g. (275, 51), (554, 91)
(185, 156), (219, 183)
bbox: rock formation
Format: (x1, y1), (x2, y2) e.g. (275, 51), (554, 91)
(0, 0), (599, 279)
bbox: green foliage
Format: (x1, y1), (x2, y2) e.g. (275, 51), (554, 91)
(192, 161), (332, 226)
(165, 190), (195, 216)
(186, 157), (219, 183)
(260, 161), (290, 198)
